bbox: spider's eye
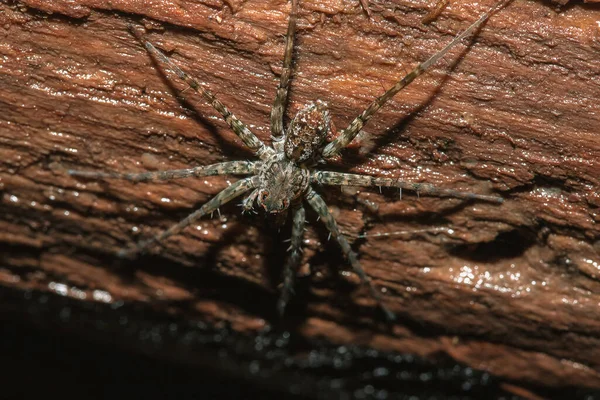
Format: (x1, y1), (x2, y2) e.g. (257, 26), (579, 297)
(282, 199), (289, 209)
(260, 191), (269, 201)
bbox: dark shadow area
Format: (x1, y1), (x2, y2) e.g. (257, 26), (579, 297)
(4, 285), (594, 400)
(1, 319), (293, 399)
(449, 227), (536, 262)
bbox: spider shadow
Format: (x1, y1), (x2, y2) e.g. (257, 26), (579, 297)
(99, 204), (285, 320)
(358, 191), (479, 230)
(63, 170), (313, 328)
(302, 188), (501, 333)
(352, 188), (496, 258)
(292, 203), (400, 327)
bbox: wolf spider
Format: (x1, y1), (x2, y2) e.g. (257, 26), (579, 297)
(69, 0), (506, 321)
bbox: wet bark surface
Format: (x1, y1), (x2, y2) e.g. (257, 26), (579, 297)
(1, 0), (600, 396)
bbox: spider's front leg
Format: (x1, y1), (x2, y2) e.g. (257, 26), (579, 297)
(321, 0), (512, 159)
(305, 189), (396, 321)
(311, 171), (503, 203)
(127, 25), (273, 160)
(277, 204), (306, 316)
(270, 0), (298, 141)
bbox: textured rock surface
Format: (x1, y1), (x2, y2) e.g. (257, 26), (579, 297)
(1, 0), (599, 395)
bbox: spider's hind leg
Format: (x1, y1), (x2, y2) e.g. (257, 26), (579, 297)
(277, 204), (306, 316)
(305, 189), (396, 321)
(118, 176), (258, 259)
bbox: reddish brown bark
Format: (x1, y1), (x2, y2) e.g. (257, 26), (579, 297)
(1, 0), (600, 393)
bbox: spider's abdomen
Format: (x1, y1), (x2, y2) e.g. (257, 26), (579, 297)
(284, 101), (330, 163)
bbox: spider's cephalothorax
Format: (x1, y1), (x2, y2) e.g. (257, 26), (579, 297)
(69, 0), (508, 321)
(255, 152), (310, 214)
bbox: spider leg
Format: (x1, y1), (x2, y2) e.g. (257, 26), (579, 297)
(321, 0), (511, 159)
(312, 171), (503, 203)
(305, 189), (396, 321)
(241, 188), (259, 214)
(128, 26), (274, 160)
(277, 204), (306, 316)
(118, 176), (258, 259)
(270, 0), (298, 141)
(68, 161), (257, 182)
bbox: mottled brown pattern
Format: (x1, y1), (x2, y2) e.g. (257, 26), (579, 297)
(284, 101), (330, 163)
(1, 0), (600, 393)
(255, 153), (310, 214)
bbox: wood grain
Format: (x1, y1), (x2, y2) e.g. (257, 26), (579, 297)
(1, 0), (599, 392)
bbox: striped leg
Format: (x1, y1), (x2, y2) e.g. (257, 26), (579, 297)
(277, 204), (306, 316)
(305, 189), (396, 321)
(118, 176), (258, 258)
(128, 26), (273, 159)
(68, 161), (256, 182)
(271, 0), (298, 141)
(321, 0), (511, 159)
(241, 189), (259, 214)
(311, 171), (503, 203)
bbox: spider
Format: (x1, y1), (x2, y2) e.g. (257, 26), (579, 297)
(69, 0), (507, 321)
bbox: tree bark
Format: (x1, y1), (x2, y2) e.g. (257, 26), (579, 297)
(1, 0), (600, 395)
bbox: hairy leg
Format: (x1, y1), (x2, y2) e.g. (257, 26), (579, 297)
(321, 0), (511, 159)
(119, 176), (259, 258)
(277, 204), (306, 316)
(128, 26), (273, 159)
(311, 171), (503, 203)
(241, 188), (260, 214)
(68, 161), (257, 182)
(271, 0), (298, 141)
(305, 189), (396, 321)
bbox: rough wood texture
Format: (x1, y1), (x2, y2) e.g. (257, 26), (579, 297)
(1, 0), (600, 393)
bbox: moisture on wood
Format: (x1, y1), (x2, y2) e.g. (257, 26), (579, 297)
(1, 0), (599, 394)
